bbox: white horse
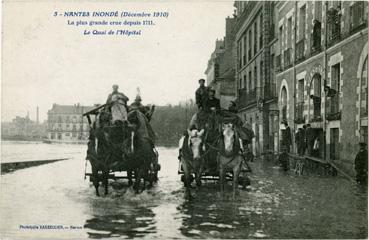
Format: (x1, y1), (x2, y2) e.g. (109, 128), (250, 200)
(179, 129), (206, 190)
(218, 123), (243, 196)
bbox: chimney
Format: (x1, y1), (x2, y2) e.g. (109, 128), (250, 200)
(36, 106), (39, 124)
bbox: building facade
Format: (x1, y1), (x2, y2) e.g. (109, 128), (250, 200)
(47, 104), (94, 142)
(274, 1), (368, 175)
(205, 17), (237, 109)
(234, 1), (278, 155)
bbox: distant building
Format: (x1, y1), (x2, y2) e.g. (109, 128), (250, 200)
(205, 17), (237, 109)
(47, 103), (94, 142)
(1, 115), (47, 140)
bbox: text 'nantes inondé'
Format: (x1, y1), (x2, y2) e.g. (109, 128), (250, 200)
(53, 11), (170, 37)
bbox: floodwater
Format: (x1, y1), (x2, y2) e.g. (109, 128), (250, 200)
(0, 141), (367, 239)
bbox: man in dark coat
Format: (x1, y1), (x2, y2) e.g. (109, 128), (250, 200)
(355, 142), (368, 185)
(195, 79), (208, 110)
(305, 124), (315, 155)
(205, 89), (220, 112)
(281, 121), (292, 153)
(295, 128), (305, 156)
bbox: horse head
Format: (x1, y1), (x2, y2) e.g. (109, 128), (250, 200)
(187, 129), (205, 161)
(222, 123), (235, 153)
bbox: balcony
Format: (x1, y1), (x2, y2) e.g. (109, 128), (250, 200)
(238, 88), (257, 108)
(276, 54), (282, 72)
(283, 48), (292, 69)
(294, 102), (305, 124)
(295, 39), (305, 63)
(326, 94), (341, 121)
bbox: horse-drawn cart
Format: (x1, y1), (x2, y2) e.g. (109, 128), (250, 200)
(83, 103), (160, 196)
(178, 110), (253, 192)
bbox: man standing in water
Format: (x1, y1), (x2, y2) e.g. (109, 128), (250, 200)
(106, 84), (129, 124)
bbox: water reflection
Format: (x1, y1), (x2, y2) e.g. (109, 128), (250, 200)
(177, 185), (271, 239)
(84, 207), (156, 239)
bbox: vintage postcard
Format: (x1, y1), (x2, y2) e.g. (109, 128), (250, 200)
(1, 1), (368, 239)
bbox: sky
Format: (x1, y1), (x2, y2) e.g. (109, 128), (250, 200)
(1, 0), (234, 122)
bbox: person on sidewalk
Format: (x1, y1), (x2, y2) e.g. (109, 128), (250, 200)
(355, 142), (368, 185)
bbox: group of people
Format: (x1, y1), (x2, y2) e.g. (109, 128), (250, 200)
(105, 84), (154, 125)
(190, 79), (254, 152)
(280, 121), (320, 157)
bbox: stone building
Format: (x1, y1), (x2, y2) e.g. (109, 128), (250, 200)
(47, 104), (94, 142)
(274, 1), (368, 175)
(234, 1), (278, 155)
(205, 17), (237, 109)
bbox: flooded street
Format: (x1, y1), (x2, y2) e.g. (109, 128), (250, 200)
(0, 141), (367, 239)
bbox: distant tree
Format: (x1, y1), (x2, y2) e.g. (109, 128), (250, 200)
(150, 100), (197, 146)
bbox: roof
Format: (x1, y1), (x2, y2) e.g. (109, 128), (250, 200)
(48, 104), (95, 115)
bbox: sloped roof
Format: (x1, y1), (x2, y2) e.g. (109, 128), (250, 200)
(48, 104), (95, 114)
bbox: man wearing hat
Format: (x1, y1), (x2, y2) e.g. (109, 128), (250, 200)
(355, 142), (368, 185)
(195, 79), (208, 110)
(130, 95), (155, 121)
(106, 84), (129, 124)
(205, 88), (220, 112)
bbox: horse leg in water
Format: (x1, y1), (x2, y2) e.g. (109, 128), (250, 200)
(219, 164), (226, 193)
(91, 164), (100, 197)
(195, 164), (203, 187)
(133, 169), (142, 193)
(127, 171), (133, 186)
(181, 159), (192, 188)
(103, 168), (109, 196)
(232, 159), (242, 197)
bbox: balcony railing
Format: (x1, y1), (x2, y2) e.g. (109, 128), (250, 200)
(238, 88), (257, 108)
(295, 39), (305, 62)
(326, 94), (341, 120)
(294, 102), (305, 124)
(276, 54), (282, 72)
(284, 48), (292, 69)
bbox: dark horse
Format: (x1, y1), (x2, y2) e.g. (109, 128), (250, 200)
(86, 109), (158, 196)
(127, 110), (159, 193)
(86, 110), (134, 196)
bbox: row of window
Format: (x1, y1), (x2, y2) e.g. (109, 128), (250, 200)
(237, 13), (263, 69)
(50, 132), (86, 140)
(49, 115), (84, 123)
(281, 59), (368, 122)
(49, 123), (88, 131)
(238, 62), (263, 91)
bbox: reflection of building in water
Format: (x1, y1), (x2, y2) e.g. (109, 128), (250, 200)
(47, 103), (94, 142)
